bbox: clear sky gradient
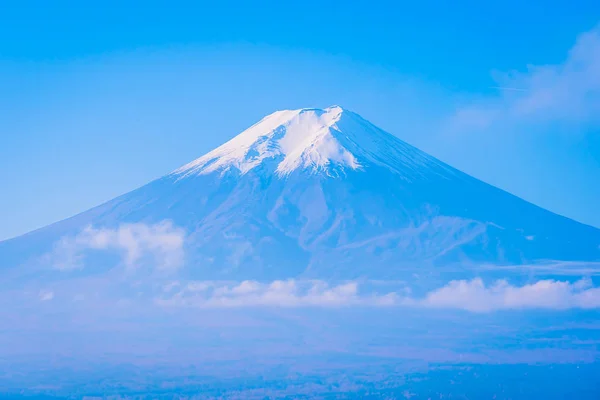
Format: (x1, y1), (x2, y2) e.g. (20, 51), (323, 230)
(1, 1), (599, 240)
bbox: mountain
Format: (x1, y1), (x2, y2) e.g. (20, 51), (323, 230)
(1, 106), (599, 280)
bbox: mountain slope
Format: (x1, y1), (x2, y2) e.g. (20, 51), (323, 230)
(1, 106), (599, 280)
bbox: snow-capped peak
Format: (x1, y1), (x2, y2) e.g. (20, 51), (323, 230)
(173, 106), (361, 177)
(173, 105), (449, 179)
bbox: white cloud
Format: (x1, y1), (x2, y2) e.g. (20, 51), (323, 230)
(420, 277), (600, 312)
(156, 279), (398, 308)
(155, 277), (600, 312)
(38, 290), (54, 301)
(451, 25), (600, 130)
(48, 220), (185, 271)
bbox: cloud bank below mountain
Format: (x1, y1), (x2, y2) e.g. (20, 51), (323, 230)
(154, 277), (600, 312)
(420, 277), (600, 312)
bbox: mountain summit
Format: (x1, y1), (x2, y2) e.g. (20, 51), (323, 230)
(175, 106), (361, 177)
(173, 106), (451, 179)
(1, 106), (599, 280)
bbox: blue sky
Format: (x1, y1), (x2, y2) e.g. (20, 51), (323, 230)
(1, 1), (599, 240)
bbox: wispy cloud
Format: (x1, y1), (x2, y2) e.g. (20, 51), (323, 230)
(452, 25), (600, 131)
(476, 260), (600, 276)
(38, 290), (54, 301)
(48, 220), (185, 271)
(488, 86), (528, 92)
(156, 279), (398, 308)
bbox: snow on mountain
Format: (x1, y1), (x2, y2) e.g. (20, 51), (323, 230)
(173, 106), (452, 179)
(174, 107), (358, 177)
(1, 106), (599, 281)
